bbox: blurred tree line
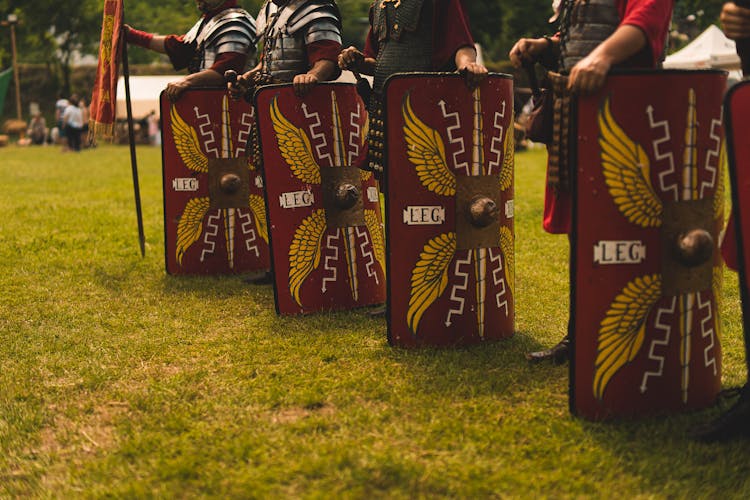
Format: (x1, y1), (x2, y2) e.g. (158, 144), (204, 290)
(0, 0), (727, 119)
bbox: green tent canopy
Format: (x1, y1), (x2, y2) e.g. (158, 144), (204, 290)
(0, 67), (13, 116)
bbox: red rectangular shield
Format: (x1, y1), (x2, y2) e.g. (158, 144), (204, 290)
(384, 74), (515, 347)
(571, 70), (727, 419)
(161, 88), (270, 275)
(255, 83), (386, 315)
(725, 80), (750, 363)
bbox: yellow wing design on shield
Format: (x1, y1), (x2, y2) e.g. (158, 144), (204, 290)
(407, 232), (457, 335)
(593, 274), (662, 400)
(270, 96), (320, 184)
(170, 105), (208, 174)
(176, 197), (211, 265)
(249, 194), (268, 244)
(289, 209), (327, 306)
(499, 125), (514, 191)
(598, 97), (662, 228)
(403, 93), (456, 197)
(364, 209), (385, 272)
(500, 226), (515, 300)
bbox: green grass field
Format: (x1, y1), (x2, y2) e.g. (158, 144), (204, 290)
(2, 144), (750, 497)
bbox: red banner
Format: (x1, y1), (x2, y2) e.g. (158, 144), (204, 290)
(90, 0), (123, 138)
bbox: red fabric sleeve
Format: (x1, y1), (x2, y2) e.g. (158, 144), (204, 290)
(432, 0), (475, 70)
(364, 5), (378, 59)
(307, 39), (342, 65)
(164, 35), (196, 71)
(209, 51), (247, 75)
(618, 0), (674, 66)
(126, 27), (154, 48)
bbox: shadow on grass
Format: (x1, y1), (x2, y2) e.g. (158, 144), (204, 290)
(576, 409), (750, 494)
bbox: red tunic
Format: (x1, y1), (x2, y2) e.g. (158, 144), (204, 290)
(543, 0), (674, 234)
(363, 0), (476, 71)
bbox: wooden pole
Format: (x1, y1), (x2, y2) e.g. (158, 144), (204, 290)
(9, 20), (21, 121)
(121, 34), (146, 257)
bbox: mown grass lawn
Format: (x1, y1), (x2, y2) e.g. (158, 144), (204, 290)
(1, 143), (750, 497)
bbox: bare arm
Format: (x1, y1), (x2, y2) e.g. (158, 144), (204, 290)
(721, 2), (750, 39)
(293, 59), (338, 97)
(509, 36), (559, 68)
(454, 45), (488, 87)
(164, 69), (226, 101)
(568, 24), (647, 94)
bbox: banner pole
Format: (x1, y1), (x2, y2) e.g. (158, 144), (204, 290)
(121, 27), (146, 257)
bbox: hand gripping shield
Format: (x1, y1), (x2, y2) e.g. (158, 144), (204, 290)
(384, 74), (515, 347)
(255, 83), (386, 315)
(725, 80), (750, 371)
(570, 70), (727, 419)
(161, 88), (270, 275)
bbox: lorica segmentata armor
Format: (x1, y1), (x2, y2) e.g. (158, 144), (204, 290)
(184, 8), (258, 73)
(256, 0), (342, 83)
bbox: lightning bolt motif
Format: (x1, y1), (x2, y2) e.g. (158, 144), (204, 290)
(488, 248), (508, 315)
(238, 209), (259, 258)
(488, 100), (507, 174)
(641, 297), (676, 394)
(647, 104), (678, 202)
(194, 106), (218, 157)
(438, 99), (469, 175)
(322, 232), (340, 293)
(201, 211), (220, 262)
(700, 111), (723, 198)
(698, 291), (717, 376)
(357, 226), (378, 285)
(446, 252), (471, 327)
(348, 102), (362, 165)
(302, 102), (331, 166)
(234, 111), (254, 157)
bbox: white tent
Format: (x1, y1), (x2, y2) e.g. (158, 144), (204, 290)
(664, 24), (741, 70)
(115, 75), (182, 119)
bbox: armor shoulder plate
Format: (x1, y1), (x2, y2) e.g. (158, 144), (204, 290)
(305, 21), (342, 45)
(198, 9), (257, 47)
(183, 18), (205, 44)
(286, 1), (342, 36)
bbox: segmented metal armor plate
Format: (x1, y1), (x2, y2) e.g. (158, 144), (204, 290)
(256, 0), (342, 83)
(183, 8), (258, 73)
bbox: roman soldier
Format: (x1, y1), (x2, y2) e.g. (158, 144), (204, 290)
(692, 1), (750, 442)
(125, 0), (257, 101)
(228, 0), (343, 98)
(508, 0), (674, 364)
(338, 0), (487, 176)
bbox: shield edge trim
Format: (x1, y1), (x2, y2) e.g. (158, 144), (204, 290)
(724, 80), (750, 370)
